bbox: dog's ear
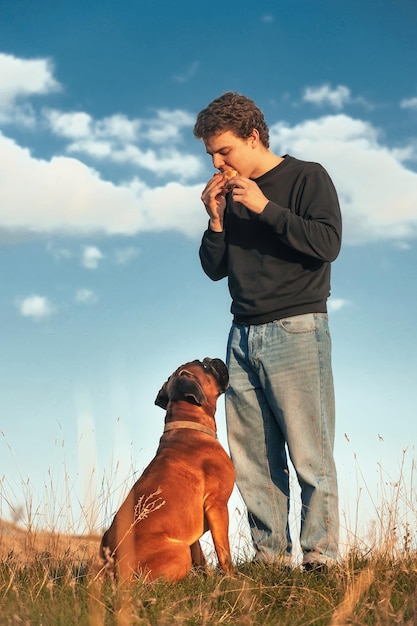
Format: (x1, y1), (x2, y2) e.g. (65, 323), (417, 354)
(203, 358), (229, 394)
(155, 380), (169, 410)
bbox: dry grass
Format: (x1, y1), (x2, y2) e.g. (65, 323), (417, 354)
(1, 449), (416, 624)
(0, 518), (101, 567)
(0, 517), (416, 625)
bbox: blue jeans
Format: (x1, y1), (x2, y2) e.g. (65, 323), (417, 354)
(225, 313), (339, 565)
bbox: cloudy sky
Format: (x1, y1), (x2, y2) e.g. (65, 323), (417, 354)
(0, 0), (416, 555)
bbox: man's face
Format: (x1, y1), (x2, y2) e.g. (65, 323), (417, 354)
(203, 130), (257, 178)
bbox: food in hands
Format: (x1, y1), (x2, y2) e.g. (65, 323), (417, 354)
(222, 169), (238, 181)
(221, 169), (238, 191)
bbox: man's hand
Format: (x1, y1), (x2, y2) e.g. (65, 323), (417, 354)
(201, 173), (227, 232)
(201, 173), (270, 231)
(230, 176), (269, 214)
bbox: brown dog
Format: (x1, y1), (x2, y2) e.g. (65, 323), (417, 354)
(100, 357), (235, 582)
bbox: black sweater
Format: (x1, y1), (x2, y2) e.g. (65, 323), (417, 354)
(199, 155), (342, 325)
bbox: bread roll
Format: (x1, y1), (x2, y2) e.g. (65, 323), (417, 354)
(222, 169), (238, 180)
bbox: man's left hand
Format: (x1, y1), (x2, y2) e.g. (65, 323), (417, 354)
(230, 176), (269, 214)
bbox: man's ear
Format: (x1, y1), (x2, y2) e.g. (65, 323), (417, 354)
(250, 128), (259, 148)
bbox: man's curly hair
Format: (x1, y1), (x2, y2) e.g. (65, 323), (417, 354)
(193, 92), (270, 148)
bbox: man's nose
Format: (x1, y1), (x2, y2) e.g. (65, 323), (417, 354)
(212, 154), (225, 169)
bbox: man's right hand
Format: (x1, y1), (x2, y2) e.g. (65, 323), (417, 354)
(201, 173), (227, 232)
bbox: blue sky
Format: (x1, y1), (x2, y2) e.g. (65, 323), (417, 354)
(0, 0), (416, 555)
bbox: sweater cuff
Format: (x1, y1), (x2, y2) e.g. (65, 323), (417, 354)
(203, 227), (226, 243)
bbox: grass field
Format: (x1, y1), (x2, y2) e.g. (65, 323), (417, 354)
(0, 530), (416, 625)
(1, 450), (416, 624)
(1, 490), (416, 625)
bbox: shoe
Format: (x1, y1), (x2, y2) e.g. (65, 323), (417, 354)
(303, 561), (327, 573)
(302, 550), (336, 572)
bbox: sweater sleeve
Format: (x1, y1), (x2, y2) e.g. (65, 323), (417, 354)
(199, 227), (228, 281)
(259, 165), (342, 262)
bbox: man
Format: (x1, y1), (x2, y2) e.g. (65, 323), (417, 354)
(194, 92), (342, 569)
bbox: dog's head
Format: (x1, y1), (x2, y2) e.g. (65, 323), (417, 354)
(154, 358), (229, 410)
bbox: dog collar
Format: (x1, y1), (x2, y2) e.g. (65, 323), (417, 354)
(163, 421), (217, 439)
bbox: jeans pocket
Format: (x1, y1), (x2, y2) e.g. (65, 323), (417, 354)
(278, 313), (319, 334)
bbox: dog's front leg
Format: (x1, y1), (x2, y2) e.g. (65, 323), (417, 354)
(205, 505), (234, 576)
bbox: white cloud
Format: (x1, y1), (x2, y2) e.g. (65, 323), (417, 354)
(46, 110), (93, 139)
(17, 294), (54, 320)
(0, 53), (60, 124)
(1, 54), (417, 248)
(303, 84), (351, 109)
(1, 111), (417, 244)
(173, 61), (199, 83)
(114, 246), (139, 265)
(270, 114), (417, 244)
(75, 289), (98, 304)
(110, 145), (201, 180)
(0, 131), (206, 238)
(45, 110), (141, 142)
(144, 109), (195, 144)
(2, 103), (37, 128)
(328, 298), (350, 313)
(391, 146), (416, 163)
(45, 108), (200, 180)
(260, 14), (274, 23)
(45, 108), (194, 145)
(96, 114), (141, 142)
(67, 141), (201, 180)
(400, 97), (417, 110)
(68, 139), (114, 159)
(126, 178), (207, 237)
(302, 84), (372, 110)
(82, 246), (103, 269)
